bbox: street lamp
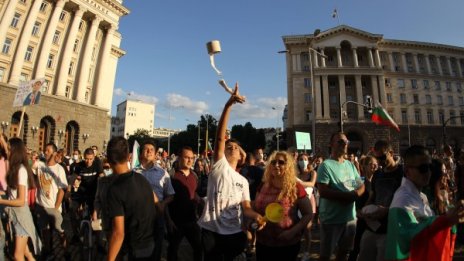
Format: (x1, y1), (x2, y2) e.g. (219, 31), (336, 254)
(82, 133), (90, 143)
(442, 113), (464, 146)
(1, 121), (9, 133)
(31, 126), (38, 138)
(405, 103), (415, 147)
(57, 129), (64, 141)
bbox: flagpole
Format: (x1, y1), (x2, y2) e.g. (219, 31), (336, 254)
(204, 117), (209, 156)
(18, 106), (26, 137)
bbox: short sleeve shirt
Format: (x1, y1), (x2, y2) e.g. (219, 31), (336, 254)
(198, 156), (250, 234)
(36, 162), (68, 211)
(9, 165), (28, 206)
(316, 159), (361, 224)
(134, 165), (175, 201)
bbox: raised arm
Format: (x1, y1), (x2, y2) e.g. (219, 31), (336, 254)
(213, 83), (245, 162)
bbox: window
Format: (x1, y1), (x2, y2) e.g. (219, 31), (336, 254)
(39, 2), (47, 12)
(397, 79), (405, 88)
(426, 95), (432, 104)
(330, 95), (337, 104)
(52, 31), (60, 44)
(65, 86), (71, 98)
(439, 111), (444, 124)
(73, 40), (79, 52)
(385, 78), (391, 88)
(413, 94), (419, 104)
(68, 62), (74, 75)
(435, 81), (441, 90)
(47, 54), (54, 68)
(401, 110), (408, 124)
(448, 96), (454, 106)
(42, 80), (49, 93)
(450, 111), (456, 125)
(305, 110), (312, 121)
(457, 82), (462, 92)
(461, 111), (464, 125)
(304, 93), (311, 103)
(11, 13), (21, 28)
(427, 110), (434, 124)
(32, 22), (40, 36)
(437, 95), (443, 105)
(0, 68), (4, 81)
(19, 0), (26, 3)
(414, 110), (421, 124)
(304, 78), (311, 88)
(400, 93), (407, 104)
(85, 91), (89, 102)
(423, 80), (430, 90)
(2, 38), (12, 54)
(24, 46), (33, 61)
(345, 80), (352, 89)
(411, 79), (417, 89)
(59, 11), (66, 21)
(446, 82), (452, 91)
(459, 97), (464, 106)
(19, 73), (28, 83)
(387, 93), (393, 103)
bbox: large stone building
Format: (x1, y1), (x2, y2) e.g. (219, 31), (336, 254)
(282, 25), (464, 155)
(0, 0), (129, 153)
(111, 99), (155, 138)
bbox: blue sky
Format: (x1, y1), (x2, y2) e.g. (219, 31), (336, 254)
(112, 0), (464, 130)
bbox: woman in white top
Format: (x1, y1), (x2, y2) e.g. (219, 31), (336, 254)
(0, 138), (41, 260)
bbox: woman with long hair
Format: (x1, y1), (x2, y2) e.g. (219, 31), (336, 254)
(296, 153), (317, 260)
(0, 138), (41, 260)
(254, 151), (312, 261)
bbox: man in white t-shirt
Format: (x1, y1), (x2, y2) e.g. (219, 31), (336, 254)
(33, 142), (68, 256)
(198, 83), (264, 261)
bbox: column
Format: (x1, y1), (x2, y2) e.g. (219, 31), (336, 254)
(355, 75), (364, 120)
(322, 75), (330, 119)
(338, 75), (346, 118)
(314, 75), (322, 119)
(401, 52), (407, 73)
(94, 24), (116, 107)
(312, 49), (319, 68)
(336, 47), (342, 67)
(371, 76), (379, 103)
(368, 48), (374, 68)
(388, 52), (395, 71)
(0, 0), (19, 47)
(55, 7), (85, 96)
(352, 48), (359, 67)
(375, 49), (382, 68)
(425, 55), (432, 74)
(436, 56), (443, 75)
(321, 49), (326, 67)
(457, 59), (463, 77)
(76, 16), (101, 102)
(378, 75), (387, 107)
(413, 53), (420, 73)
(35, 0), (67, 79)
(446, 56), (452, 76)
(8, 0), (44, 85)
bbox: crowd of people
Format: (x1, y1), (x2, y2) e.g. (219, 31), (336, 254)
(0, 85), (463, 261)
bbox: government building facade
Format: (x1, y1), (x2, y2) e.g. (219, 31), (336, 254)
(0, 0), (129, 153)
(282, 25), (464, 155)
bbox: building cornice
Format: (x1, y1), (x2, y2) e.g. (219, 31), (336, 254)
(379, 39), (464, 54)
(101, 0), (130, 16)
(111, 45), (126, 58)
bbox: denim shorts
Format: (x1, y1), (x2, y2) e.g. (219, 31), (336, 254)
(11, 214), (28, 237)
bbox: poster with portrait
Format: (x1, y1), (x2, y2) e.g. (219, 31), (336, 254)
(12, 78), (45, 107)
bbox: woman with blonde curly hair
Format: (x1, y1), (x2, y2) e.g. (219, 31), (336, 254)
(254, 151), (312, 261)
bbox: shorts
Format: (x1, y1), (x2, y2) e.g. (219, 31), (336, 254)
(11, 213), (28, 237)
(34, 204), (64, 233)
(319, 219), (356, 259)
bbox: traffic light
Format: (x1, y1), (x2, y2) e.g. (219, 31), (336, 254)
(365, 95), (373, 113)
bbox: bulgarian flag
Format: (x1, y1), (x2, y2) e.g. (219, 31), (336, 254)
(386, 204), (456, 260)
(371, 102), (400, 132)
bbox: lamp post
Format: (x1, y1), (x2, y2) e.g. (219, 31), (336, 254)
(82, 133), (90, 143)
(1, 121), (9, 133)
(405, 103), (415, 147)
(442, 114), (464, 146)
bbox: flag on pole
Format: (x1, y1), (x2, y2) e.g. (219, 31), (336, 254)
(131, 140), (140, 168)
(371, 102), (400, 132)
(332, 8), (338, 18)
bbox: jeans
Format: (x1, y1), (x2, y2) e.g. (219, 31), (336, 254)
(167, 221), (202, 261)
(201, 229), (246, 261)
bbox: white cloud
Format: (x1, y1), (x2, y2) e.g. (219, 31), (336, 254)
(231, 96), (287, 120)
(113, 88), (159, 104)
(165, 93), (208, 114)
(205, 91), (211, 95)
(114, 88), (125, 96)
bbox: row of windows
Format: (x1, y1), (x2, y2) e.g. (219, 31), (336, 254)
(387, 78), (462, 93)
(389, 93), (464, 106)
(401, 110), (464, 125)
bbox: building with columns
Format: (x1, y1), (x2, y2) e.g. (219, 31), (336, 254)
(282, 25), (464, 155)
(0, 0), (129, 153)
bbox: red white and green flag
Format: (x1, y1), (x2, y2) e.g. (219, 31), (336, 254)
(386, 208), (456, 261)
(371, 102), (400, 132)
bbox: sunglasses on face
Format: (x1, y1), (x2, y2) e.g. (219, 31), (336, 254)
(408, 163), (433, 174)
(270, 159), (286, 166)
(376, 154), (387, 161)
(337, 139), (350, 146)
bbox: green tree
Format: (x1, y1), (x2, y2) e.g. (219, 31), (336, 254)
(231, 122), (266, 153)
(127, 129), (156, 152)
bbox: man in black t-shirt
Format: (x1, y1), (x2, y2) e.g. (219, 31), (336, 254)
(106, 137), (157, 260)
(357, 140), (404, 261)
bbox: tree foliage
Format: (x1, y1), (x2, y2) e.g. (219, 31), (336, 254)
(231, 122), (266, 153)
